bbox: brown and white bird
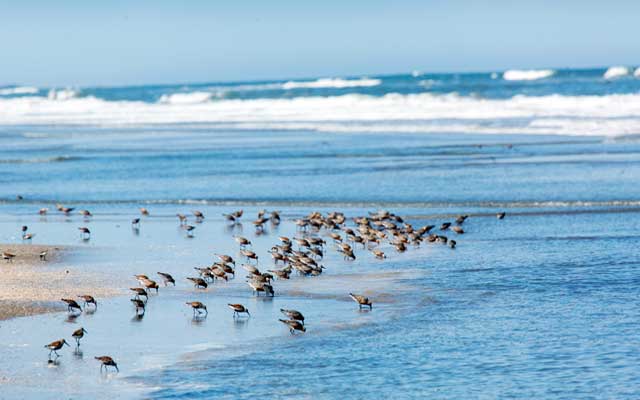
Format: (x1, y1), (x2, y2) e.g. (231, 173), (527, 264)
(95, 356), (119, 372)
(280, 309), (305, 325)
(349, 293), (373, 309)
(78, 295), (97, 310)
(192, 210), (205, 222)
(186, 301), (208, 316)
(140, 208), (150, 216)
(497, 212), (506, 219)
(78, 227), (91, 240)
(2, 251), (16, 262)
(187, 277), (208, 289)
(130, 287), (148, 300)
(279, 319), (306, 334)
(176, 213), (187, 225)
(72, 327), (88, 346)
(228, 303), (250, 317)
(131, 298), (145, 314)
(61, 298), (82, 313)
(45, 339), (69, 358)
(157, 272), (175, 286)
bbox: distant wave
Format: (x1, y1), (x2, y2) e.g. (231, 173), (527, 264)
(158, 91), (213, 104)
(603, 66), (631, 80)
(1, 92), (640, 136)
(281, 78), (381, 90)
(503, 69), (555, 81)
(0, 155), (81, 164)
(634, 67), (640, 78)
(47, 88), (79, 100)
(0, 86), (39, 96)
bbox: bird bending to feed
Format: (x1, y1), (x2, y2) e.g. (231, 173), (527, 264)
(280, 309), (305, 325)
(45, 339), (69, 358)
(140, 208), (149, 216)
(2, 251), (16, 262)
(247, 281), (274, 296)
(131, 298), (145, 314)
(157, 272), (175, 286)
(130, 287), (148, 299)
(192, 210), (205, 221)
(176, 213), (187, 225)
(140, 278), (159, 293)
(39, 250), (48, 261)
(187, 277), (208, 289)
(78, 227), (91, 240)
(186, 301), (208, 316)
(183, 224), (196, 237)
(131, 218), (141, 227)
(22, 233), (35, 241)
(349, 293), (373, 309)
(449, 240), (457, 249)
(228, 303), (250, 317)
(79, 210), (92, 217)
(39, 208), (49, 215)
(451, 226), (464, 234)
(279, 319), (306, 334)
(62, 298), (83, 313)
(95, 356), (119, 372)
(72, 327), (88, 346)
(497, 212), (506, 219)
(78, 295), (97, 310)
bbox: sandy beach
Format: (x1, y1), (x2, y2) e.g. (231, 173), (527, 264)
(0, 244), (122, 320)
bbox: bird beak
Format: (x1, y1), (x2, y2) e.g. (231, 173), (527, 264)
(83, 328), (88, 333)
(64, 341), (70, 347)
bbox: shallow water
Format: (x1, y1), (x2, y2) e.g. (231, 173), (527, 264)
(1, 117), (640, 399)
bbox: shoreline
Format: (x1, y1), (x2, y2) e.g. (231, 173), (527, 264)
(0, 244), (121, 320)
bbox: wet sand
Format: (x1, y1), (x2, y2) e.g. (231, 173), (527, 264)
(0, 244), (122, 320)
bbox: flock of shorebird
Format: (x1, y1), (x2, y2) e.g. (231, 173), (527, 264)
(9, 204), (506, 372)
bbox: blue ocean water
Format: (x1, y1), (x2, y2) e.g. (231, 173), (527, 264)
(1, 67), (640, 398)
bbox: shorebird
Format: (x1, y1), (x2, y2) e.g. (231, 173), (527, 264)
(45, 339), (69, 358)
(247, 281), (274, 297)
(186, 301), (208, 316)
(268, 269), (290, 280)
(79, 210), (92, 218)
(192, 210), (205, 222)
(234, 236), (251, 248)
(280, 309), (305, 325)
(157, 272), (175, 286)
(241, 249), (259, 263)
(95, 356), (119, 372)
(228, 303), (250, 317)
(440, 222), (451, 230)
(455, 215), (469, 224)
(451, 226), (464, 234)
(176, 213), (187, 225)
(140, 208), (149, 216)
(270, 210), (281, 224)
(39, 250), (48, 261)
(216, 254), (235, 266)
(22, 233), (35, 241)
(61, 298), (83, 313)
(449, 240), (457, 249)
(187, 277), (208, 289)
(253, 217), (269, 231)
(131, 298), (145, 314)
(497, 212), (506, 219)
(349, 293), (373, 309)
(279, 319), (306, 334)
(372, 249), (385, 259)
(2, 251), (16, 262)
(78, 227), (91, 240)
(39, 208), (49, 215)
(183, 224), (196, 237)
(57, 204), (75, 215)
(130, 287), (148, 300)
(78, 295), (97, 310)
(21, 225), (28, 234)
(72, 327), (88, 346)
(140, 278), (159, 293)
(132, 218), (141, 228)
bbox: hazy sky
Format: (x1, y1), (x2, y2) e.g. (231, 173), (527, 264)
(1, 0), (639, 86)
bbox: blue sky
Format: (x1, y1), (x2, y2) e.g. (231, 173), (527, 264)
(1, 0), (639, 86)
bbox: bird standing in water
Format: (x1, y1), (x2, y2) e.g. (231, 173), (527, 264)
(95, 356), (119, 372)
(72, 327), (88, 346)
(45, 339), (69, 359)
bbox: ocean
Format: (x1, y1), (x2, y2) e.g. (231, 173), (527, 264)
(0, 67), (639, 399)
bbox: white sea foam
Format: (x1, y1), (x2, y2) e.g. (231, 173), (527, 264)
(47, 88), (79, 100)
(0, 92), (639, 136)
(634, 67), (640, 78)
(603, 66), (630, 80)
(503, 69), (555, 81)
(158, 91), (213, 104)
(0, 86), (39, 96)
(281, 77), (381, 89)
